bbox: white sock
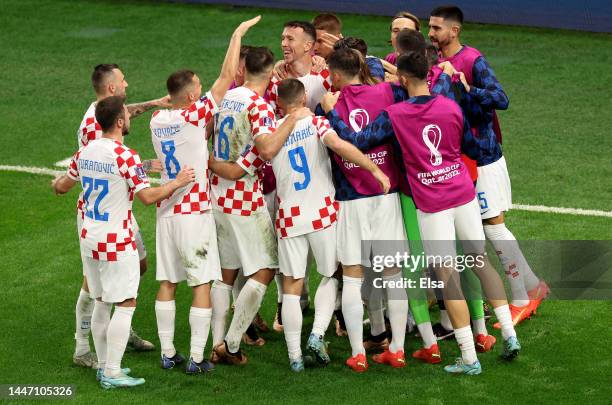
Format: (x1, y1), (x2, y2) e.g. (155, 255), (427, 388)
(472, 317), (488, 336)
(282, 294), (303, 361)
(417, 322), (437, 348)
(211, 280), (232, 346)
(105, 306), (135, 378)
(75, 289), (94, 356)
(189, 307), (212, 363)
(494, 304), (517, 340)
(275, 274), (283, 304)
(225, 278), (267, 353)
(440, 309), (453, 330)
(384, 273), (408, 353)
(311, 277), (338, 337)
(155, 300), (176, 358)
(454, 325), (478, 365)
(485, 224), (533, 306)
(90, 301), (111, 370)
(232, 272), (247, 303)
(367, 283), (386, 337)
(342, 276), (365, 356)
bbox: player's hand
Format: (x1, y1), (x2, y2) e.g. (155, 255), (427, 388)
(372, 168), (391, 194)
(273, 60), (289, 80)
(458, 72), (470, 93)
(384, 72), (398, 83)
(380, 59), (397, 75)
(174, 166), (196, 187)
(438, 61), (456, 76)
(156, 95), (171, 108)
(321, 91), (340, 113)
(142, 159), (163, 174)
(311, 55), (327, 74)
(51, 176), (61, 194)
(234, 15), (261, 37)
(291, 107), (313, 121)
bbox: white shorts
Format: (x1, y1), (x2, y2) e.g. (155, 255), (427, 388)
(213, 208), (278, 276)
(417, 198), (486, 258)
(476, 156), (512, 220)
(279, 223), (338, 279)
(156, 212), (221, 286)
(337, 193), (408, 267)
(82, 252), (140, 303)
(78, 214), (146, 276)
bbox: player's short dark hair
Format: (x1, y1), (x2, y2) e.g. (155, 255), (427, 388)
(277, 78), (305, 105)
(425, 44), (439, 67)
(245, 47), (275, 76)
(430, 5), (464, 24)
(95, 96), (125, 132)
(397, 52), (429, 81)
(284, 20), (317, 42)
(390, 11), (421, 32)
(166, 69), (196, 97)
(240, 45), (254, 61)
(328, 48), (376, 85)
(396, 29), (426, 55)
(91, 64), (119, 94)
(312, 13), (342, 35)
(333, 36), (368, 58)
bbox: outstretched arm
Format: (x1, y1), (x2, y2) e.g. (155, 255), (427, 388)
(136, 167), (195, 206)
(127, 95), (170, 119)
(325, 108), (395, 151)
(254, 108), (312, 160)
(209, 16), (261, 105)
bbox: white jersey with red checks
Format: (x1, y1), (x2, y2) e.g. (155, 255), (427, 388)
(74, 102), (103, 218)
(67, 138), (150, 261)
(268, 68), (332, 113)
(150, 92), (217, 217)
(271, 116), (339, 238)
(210, 86), (273, 216)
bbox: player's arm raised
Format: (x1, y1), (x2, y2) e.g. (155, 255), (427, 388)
(127, 95), (171, 119)
(209, 16), (262, 105)
(136, 167), (195, 206)
(319, 122), (390, 194)
(254, 107), (312, 160)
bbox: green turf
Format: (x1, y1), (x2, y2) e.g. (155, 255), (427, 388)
(1, 0), (611, 403)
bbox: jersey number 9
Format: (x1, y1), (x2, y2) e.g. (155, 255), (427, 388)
(288, 146), (311, 191)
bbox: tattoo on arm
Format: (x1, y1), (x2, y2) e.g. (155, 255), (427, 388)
(127, 100), (158, 118)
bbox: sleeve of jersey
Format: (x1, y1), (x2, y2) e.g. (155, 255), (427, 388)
(248, 99), (277, 139)
(459, 112), (481, 162)
(431, 73), (454, 100)
(66, 150), (80, 180)
(182, 91), (219, 129)
(319, 69), (333, 91)
(312, 117), (334, 141)
(236, 144), (265, 176)
(391, 83), (409, 103)
(326, 109), (394, 151)
(117, 149), (151, 193)
(469, 57), (509, 110)
(266, 77), (279, 114)
(81, 119), (102, 147)
(367, 58), (386, 82)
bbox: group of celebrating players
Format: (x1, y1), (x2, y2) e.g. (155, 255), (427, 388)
(52, 4), (550, 389)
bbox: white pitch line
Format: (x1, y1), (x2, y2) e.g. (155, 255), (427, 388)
(1, 164), (611, 218)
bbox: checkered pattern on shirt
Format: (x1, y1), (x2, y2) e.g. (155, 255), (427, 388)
(114, 143), (150, 193)
(275, 196), (338, 238)
(81, 218), (136, 261)
(236, 144), (265, 176)
(247, 96), (276, 138)
(312, 196), (339, 231)
(80, 116), (103, 148)
(275, 205), (301, 238)
(311, 116), (334, 140)
(182, 95), (216, 129)
(211, 173), (265, 216)
(172, 172), (210, 215)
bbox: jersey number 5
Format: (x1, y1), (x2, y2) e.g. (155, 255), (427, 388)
(161, 140), (181, 179)
(288, 146), (311, 191)
(82, 176), (109, 221)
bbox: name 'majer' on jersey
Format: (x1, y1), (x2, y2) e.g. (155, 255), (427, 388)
(67, 138), (150, 261)
(272, 116), (339, 238)
(150, 91), (217, 217)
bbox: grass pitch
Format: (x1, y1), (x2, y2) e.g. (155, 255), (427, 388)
(0, 1), (611, 403)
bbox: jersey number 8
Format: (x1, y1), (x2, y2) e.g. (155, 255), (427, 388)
(161, 140), (181, 179)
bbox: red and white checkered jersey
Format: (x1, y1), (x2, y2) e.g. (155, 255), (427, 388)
(271, 116), (339, 238)
(150, 92), (217, 217)
(77, 102), (102, 148)
(74, 102), (103, 218)
(67, 138), (150, 261)
(268, 68), (332, 113)
(210, 86), (272, 216)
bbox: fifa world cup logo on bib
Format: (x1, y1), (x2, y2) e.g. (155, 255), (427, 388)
(349, 109), (370, 131)
(422, 124), (442, 166)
